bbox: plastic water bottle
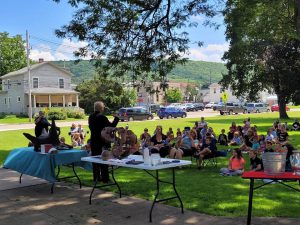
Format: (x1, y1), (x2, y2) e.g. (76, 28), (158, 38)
(143, 147), (151, 165)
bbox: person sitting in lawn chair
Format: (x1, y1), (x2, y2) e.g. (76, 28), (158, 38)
(195, 136), (217, 169)
(150, 125), (169, 158)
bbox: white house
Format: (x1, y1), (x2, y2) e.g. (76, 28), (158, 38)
(201, 83), (239, 103)
(0, 61), (80, 115)
(201, 82), (274, 104)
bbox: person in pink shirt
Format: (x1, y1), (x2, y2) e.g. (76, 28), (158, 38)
(220, 149), (245, 176)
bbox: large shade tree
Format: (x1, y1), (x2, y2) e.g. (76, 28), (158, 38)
(53, 0), (220, 86)
(76, 77), (137, 114)
(222, 0), (300, 119)
(0, 32), (27, 76)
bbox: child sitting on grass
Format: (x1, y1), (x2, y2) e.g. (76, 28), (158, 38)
(220, 149), (245, 176)
(228, 132), (241, 146)
(249, 151), (263, 171)
(218, 129), (228, 145)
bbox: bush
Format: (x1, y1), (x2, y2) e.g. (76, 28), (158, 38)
(65, 109), (86, 119)
(47, 108), (67, 120)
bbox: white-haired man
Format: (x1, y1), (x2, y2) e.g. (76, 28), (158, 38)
(89, 101), (119, 182)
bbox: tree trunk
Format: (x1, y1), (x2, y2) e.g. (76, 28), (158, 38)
(277, 93), (289, 119)
(295, 0), (300, 38)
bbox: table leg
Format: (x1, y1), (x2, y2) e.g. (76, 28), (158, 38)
(89, 166), (121, 204)
(111, 166), (121, 198)
(89, 180), (98, 205)
(247, 178), (254, 225)
(172, 168), (184, 214)
(72, 163), (82, 189)
(149, 170), (160, 223)
(56, 165), (61, 179)
(19, 173), (23, 184)
(51, 183), (54, 194)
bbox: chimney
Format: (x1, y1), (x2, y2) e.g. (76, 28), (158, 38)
(38, 58), (44, 63)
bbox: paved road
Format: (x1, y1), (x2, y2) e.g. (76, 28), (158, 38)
(0, 109), (220, 132)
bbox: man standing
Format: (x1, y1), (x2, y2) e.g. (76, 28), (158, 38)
(34, 111), (51, 137)
(89, 101), (119, 182)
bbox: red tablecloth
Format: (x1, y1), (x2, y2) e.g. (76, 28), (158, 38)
(242, 171), (300, 180)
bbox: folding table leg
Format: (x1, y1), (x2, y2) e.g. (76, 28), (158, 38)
(149, 170), (159, 223)
(172, 168), (184, 214)
(19, 173), (23, 184)
(247, 178), (254, 225)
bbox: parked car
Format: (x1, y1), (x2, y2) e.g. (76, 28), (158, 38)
(215, 102), (245, 115)
(245, 103), (270, 113)
(150, 104), (161, 113)
(157, 107), (187, 119)
(118, 107), (153, 121)
(184, 103), (196, 112)
(271, 104), (290, 112)
(205, 102), (217, 109)
(193, 103), (205, 111)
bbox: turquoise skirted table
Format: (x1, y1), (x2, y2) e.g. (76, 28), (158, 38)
(3, 147), (91, 193)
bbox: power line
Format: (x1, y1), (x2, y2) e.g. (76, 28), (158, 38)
(30, 35), (84, 50)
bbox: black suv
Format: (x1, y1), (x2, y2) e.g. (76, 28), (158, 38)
(193, 103), (205, 111)
(118, 107), (154, 121)
(150, 104), (161, 113)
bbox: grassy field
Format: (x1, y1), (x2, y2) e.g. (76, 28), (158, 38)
(1, 111), (300, 217)
(0, 114), (90, 124)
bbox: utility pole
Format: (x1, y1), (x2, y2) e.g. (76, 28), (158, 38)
(26, 30), (32, 122)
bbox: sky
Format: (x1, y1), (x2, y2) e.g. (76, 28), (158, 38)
(0, 0), (228, 63)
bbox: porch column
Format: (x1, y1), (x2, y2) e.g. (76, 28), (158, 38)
(33, 95), (36, 108)
(76, 94), (79, 107)
(48, 95), (51, 107)
(63, 95), (65, 107)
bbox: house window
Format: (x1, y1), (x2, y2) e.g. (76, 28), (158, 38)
(213, 88), (216, 94)
(17, 96), (21, 102)
(33, 78), (39, 88)
(7, 79), (10, 89)
(4, 98), (6, 105)
(59, 78), (64, 89)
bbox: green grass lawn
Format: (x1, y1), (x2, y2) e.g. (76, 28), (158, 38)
(1, 111), (300, 217)
(0, 114), (90, 124)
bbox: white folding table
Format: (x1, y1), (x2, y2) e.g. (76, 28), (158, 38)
(81, 156), (191, 222)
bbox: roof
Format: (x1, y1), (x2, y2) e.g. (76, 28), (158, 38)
(27, 88), (79, 95)
(1, 62), (74, 79)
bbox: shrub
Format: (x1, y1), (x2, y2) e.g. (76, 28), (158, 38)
(65, 109), (85, 119)
(47, 108), (67, 120)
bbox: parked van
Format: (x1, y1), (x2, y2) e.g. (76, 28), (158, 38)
(245, 103), (270, 113)
(118, 107), (153, 121)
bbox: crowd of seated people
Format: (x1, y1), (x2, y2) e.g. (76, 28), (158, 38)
(72, 115), (298, 174)
(69, 123), (86, 146)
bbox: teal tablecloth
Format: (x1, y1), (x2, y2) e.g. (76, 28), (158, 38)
(3, 147), (91, 183)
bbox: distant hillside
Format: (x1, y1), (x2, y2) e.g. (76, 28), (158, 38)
(52, 60), (227, 85)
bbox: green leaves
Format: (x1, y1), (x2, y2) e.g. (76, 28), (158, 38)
(54, 0), (217, 83)
(0, 32), (27, 76)
(165, 88), (183, 103)
(222, 0), (300, 118)
(75, 77), (137, 114)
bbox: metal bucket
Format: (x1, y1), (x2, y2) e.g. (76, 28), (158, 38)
(262, 152), (287, 175)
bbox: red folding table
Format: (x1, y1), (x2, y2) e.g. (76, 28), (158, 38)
(242, 171), (300, 225)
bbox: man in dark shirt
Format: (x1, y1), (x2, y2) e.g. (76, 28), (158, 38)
(89, 101), (119, 182)
(249, 151), (263, 171)
(34, 111), (51, 137)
